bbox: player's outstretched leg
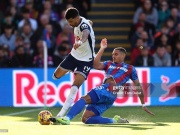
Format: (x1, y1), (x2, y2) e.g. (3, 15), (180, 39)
(113, 115), (129, 123)
(56, 74), (85, 117)
(49, 98), (87, 125)
(84, 115), (129, 124)
(56, 85), (79, 117)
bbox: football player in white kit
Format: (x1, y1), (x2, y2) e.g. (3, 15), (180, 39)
(52, 7), (95, 118)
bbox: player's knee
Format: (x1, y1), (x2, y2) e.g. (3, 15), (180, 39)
(81, 95), (90, 104)
(72, 81), (83, 88)
(81, 115), (89, 123)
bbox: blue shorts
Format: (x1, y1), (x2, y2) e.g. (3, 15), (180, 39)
(86, 84), (117, 115)
(59, 54), (93, 79)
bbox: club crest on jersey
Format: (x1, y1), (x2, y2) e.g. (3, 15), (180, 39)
(109, 65), (128, 72)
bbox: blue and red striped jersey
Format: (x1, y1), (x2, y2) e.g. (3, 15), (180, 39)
(103, 61), (138, 85)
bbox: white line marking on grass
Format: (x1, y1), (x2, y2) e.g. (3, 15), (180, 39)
(3, 108), (43, 116)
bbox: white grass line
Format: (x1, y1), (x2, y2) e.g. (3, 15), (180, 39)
(3, 108), (43, 116)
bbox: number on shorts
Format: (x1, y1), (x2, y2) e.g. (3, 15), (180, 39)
(83, 66), (91, 73)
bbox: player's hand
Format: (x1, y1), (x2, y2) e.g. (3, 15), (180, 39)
(73, 40), (82, 50)
(100, 38), (107, 49)
(142, 106), (155, 116)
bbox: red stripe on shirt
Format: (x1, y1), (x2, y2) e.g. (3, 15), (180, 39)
(110, 63), (122, 75)
(105, 61), (112, 72)
(115, 65), (133, 83)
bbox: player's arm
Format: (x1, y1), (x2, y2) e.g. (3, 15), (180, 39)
(74, 29), (90, 50)
(93, 38), (107, 70)
(133, 79), (145, 104)
(81, 29), (90, 43)
(74, 22), (91, 50)
(133, 79), (155, 116)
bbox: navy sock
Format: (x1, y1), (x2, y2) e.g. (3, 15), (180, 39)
(66, 98), (86, 120)
(85, 116), (114, 124)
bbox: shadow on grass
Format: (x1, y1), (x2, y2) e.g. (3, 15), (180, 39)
(2, 106), (180, 124)
(83, 122), (169, 130)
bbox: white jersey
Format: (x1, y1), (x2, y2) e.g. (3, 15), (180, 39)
(71, 17), (95, 62)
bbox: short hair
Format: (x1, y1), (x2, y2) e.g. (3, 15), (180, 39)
(65, 7), (79, 20)
(114, 47), (127, 54)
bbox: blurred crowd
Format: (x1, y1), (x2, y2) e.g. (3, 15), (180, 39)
(0, 0), (91, 68)
(129, 0), (180, 66)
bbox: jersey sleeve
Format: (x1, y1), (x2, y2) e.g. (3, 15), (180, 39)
(103, 61), (110, 71)
(80, 22), (91, 32)
(130, 66), (138, 81)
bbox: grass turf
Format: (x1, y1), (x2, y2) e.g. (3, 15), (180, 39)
(0, 106), (180, 135)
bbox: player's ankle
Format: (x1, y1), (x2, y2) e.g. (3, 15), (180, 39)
(64, 116), (70, 120)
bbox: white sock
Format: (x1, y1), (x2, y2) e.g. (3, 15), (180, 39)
(64, 116), (70, 120)
(57, 85), (78, 117)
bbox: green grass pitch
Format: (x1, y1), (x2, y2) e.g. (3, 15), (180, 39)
(0, 106), (180, 135)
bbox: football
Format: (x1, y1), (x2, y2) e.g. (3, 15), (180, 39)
(38, 110), (52, 125)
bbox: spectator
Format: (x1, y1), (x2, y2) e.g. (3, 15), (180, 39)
(24, 41), (33, 55)
(60, 40), (72, 53)
(168, 7), (180, 28)
(167, 0), (179, 9)
(8, 0), (21, 14)
(41, 23), (56, 56)
(19, 23), (34, 44)
(154, 25), (169, 38)
(33, 40), (54, 67)
(129, 12), (156, 43)
(31, 14), (50, 50)
(53, 45), (67, 67)
(172, 40), (180, 65)
(133, 0), (158, 26)
(11, 45), (33, 67)
(165, 18), (176, 37)
(2, 44), (12, 58)
(154, 25), (170, 47)
(59, 9), (67, 29)
(140, 31), (153, 48)
(153, 45), (171, 66)
(15, 0), (26, 8)
(8, 6), (21, 29)
(74, 0), (91, 18)
(172, 23), (180, 46)
(174, 51), (180, 66)
(43, 0), (59, 22)
(129, 25), (144, 48)
(15, 35), (24, 47)
(51, 0), (63, 14)
(155, 34), (169, 47)
(24, 1), (39, 19)
(31, 13), (61, 52)
(134, 46), (154, 66)
(1, 12), (18, 34)
(0, 24), (16, 52)
(56, 23), (74, 47)
(0, 46), (10, 67)
(165, 44), (172, 55)
(157, 0), (170, 30)
(18, 8), (38, 31)
(131, 38), (144, 64)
